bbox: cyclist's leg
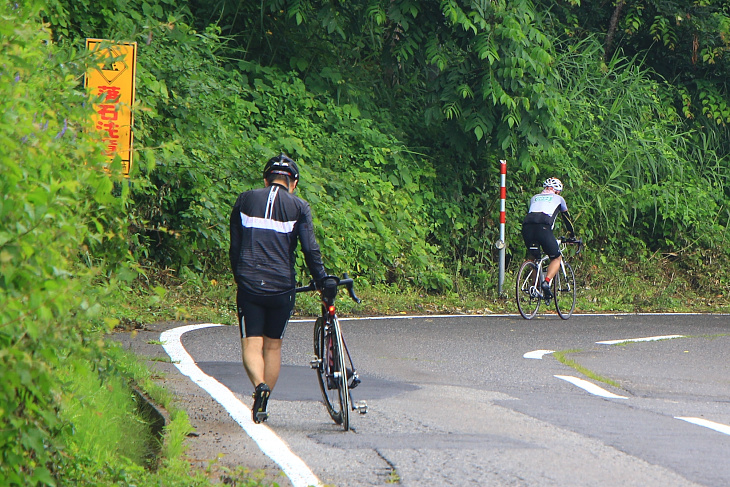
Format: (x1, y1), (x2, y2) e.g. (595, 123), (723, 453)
(546, 255), (562, 281)
(242, 337), (265, 386)
(260, 290), (295, 390)
(536, 226), (561, 280)
(521, 223), (542, 261)
(238, 290), (293, 387)
(237, 287), (267, 387)
(261, 338), (283, 389)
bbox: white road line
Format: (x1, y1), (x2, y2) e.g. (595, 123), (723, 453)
(523, 350), (555, 359)
(676, 417), (730, 436)
(290, 312), (727, 324)
(554, 375), (628, 399)
(160, 323), (322, 487)
(596, 335), (685, 345)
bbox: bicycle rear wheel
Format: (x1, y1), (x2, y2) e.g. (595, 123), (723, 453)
(313, 317), (346, 425)
(553, 261), (576, 319)
(516, 260), (541, 319)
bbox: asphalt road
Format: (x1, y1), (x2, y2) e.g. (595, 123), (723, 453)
(156, 313), (729, 486)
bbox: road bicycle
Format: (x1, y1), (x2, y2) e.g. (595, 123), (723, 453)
(516, 237), (583, 320)
(295, 274), (367, 431)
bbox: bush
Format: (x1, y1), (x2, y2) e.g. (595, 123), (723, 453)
(0, 2), (131, 483)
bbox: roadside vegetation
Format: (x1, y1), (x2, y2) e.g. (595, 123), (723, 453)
(3, 0), (730, 485)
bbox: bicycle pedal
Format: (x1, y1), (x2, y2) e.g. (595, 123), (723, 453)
(354, 401), (368, 414)
(310, 357), (321, 369)
(255, 411), (269, 423)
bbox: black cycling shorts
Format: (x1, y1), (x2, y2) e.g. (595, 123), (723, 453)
(521, 223), (561, 260)
(236, 287), (295, 340)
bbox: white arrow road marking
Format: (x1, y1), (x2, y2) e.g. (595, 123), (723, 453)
(676, 417), (730, 436)
(160, 323), (322, 487)
(596, 335), (685, 345)
(554, 375), (628, 399)
(523, 350), (555, 359)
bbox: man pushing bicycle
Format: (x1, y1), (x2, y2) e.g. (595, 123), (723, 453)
(229, 153), (329, 423)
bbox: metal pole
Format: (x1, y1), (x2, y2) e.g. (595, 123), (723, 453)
(497, 160), (507, 295)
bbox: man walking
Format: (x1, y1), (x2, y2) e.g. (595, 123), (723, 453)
(229, 154), (327, 423)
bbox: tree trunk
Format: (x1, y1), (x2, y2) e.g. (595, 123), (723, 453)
(604, 0), (626, 61)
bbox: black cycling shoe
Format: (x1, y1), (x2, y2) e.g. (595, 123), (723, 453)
(541, 280), (553, 300)
(252, 383), (270, 424)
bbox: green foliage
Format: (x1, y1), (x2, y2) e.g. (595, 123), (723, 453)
(528, 35), (730, 258)
(543, 0), (730, 134)
(41, 0), (187, 42)
(0, 2), (134, 484)
(57, 358), (153, 468)
(7, 0), (730, 483)
(123, 18), (450, 288)
(166, 0), (730, 291)
(436, 0), (565, 165)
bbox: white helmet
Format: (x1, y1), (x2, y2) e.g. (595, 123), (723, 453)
(543, 177), (563, 192)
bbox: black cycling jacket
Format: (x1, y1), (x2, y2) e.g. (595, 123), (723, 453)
(229, 183), (327, 295)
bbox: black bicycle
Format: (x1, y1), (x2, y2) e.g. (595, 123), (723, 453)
(516, 237), (583, 320)
(295, 274), (367, 431)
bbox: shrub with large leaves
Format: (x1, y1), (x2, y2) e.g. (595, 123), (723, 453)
(128, 22), (450, 288)
(0, 2), (128, 483)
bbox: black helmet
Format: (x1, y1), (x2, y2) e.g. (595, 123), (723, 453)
(263, 153), (299, 181)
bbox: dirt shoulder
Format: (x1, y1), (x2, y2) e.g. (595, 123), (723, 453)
(111, 320), (291, 486)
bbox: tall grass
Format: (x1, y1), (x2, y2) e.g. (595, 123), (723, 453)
(58, 358), (153, 467)
(532, 36), (730, 257)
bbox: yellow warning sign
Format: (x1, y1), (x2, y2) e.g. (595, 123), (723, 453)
(85, 39), (137, 177)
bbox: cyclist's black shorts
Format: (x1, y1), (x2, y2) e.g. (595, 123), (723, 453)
(521, 223), (561, 260)
(236, 287), (295, 340)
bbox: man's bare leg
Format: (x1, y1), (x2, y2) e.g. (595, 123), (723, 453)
(242, 336), (283, 389)
(262, 337), (283, 389)
(546, 255), (562, 281)
(242, 336), (265, 387)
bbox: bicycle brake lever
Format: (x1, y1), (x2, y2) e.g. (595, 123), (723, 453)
(342, 274), (361, 304)
(348, 285), (361, 304)
(576, 238), (584, 254)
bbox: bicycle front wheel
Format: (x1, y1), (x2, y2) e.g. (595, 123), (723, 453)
(553, 261), (576, 319)
(313, 317), (346, 426)
(332, 317), (350, 430)
(516, 260), (541, 319)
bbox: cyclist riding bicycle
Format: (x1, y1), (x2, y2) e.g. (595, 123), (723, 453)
(229, 153), (329, 423)
(521, 177), (575, 300)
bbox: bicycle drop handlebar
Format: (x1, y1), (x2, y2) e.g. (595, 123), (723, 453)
(558, 236), (584, 254)
(294, 273), (361, 304)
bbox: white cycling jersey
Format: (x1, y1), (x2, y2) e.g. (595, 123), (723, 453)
(523, 190), (569, 229)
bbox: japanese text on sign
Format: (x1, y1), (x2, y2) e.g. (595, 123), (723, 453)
(85, 39), (137, 177)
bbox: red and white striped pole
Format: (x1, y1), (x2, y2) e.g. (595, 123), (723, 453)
(497, 160), (507, 295)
